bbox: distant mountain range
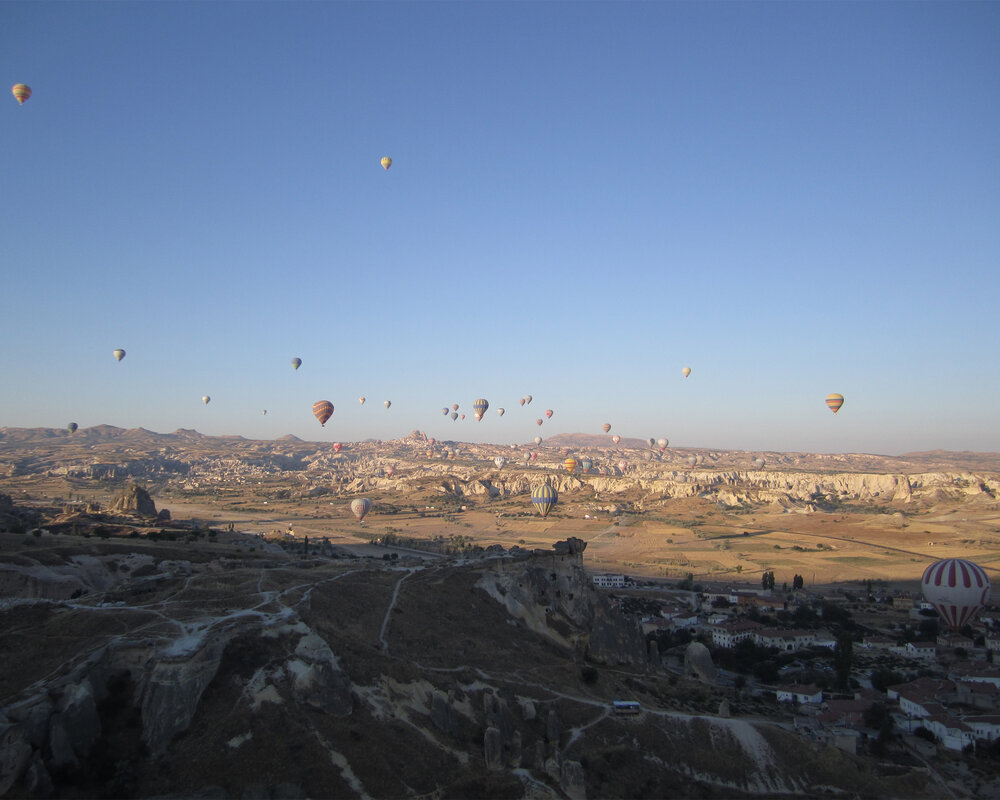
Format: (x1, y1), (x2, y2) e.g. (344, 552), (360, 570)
(3, 425), (1000, 472)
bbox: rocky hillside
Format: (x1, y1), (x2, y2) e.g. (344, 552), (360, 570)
(0, 531), (934, 799)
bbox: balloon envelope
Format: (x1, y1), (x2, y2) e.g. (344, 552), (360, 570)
(525, 395), (532, 404)
(313, 400), (334, 426)
(494, 457), (506, 469)
(381, 156), (392, 170)
(531, 484), (557, 518)
(291, 357), (302, 370)
(657, 438), (669, 450)
(921, 558), (991, 630)
(611, 435), (621, 445)
(450, 411), (458, 420)
(384, 400), (391, 409)
(534, 436), (542, 445)
(825, 393), (845, 414)
(359, 397), (366, 405)
(113, 349), (126, 362)
(333, 442), (343, 453)
(580, 458), (593, 473)
(519, 398), (526, 407)
(66, 422), (78, 434)
(11, 84), (31, 104)
(545, 409), (553, 419)
(564, 457), (578, 474)
(536, 419), (543, 426)
(682, 367), (691, 378)
(496, 408), (505, 417)
(202, 396), (211, 405)
(351, 498), (373, 521)
(473, 398), (489, 420)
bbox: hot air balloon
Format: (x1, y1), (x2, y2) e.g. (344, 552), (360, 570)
(442, 407), (449, 415)
(384, 400), (391, 409)
(428, 437), (436, 446)
(450, 411), (459, 420)
(291, 357), (302, 370)
(611, 435), (621, 445)
(351, 498), (373, 521)
(519, 398), (526, 407)
(359, 397), (366, 405)
(618, 460), (628, 473)
(66, 422), (78, 434)
(534, 436), (542, 445)
(313, 400), (334, 426)
(657, 437), (669, 451)
(536, 419), (543, 426)
(687, 455), (697, 466)
(682, 367), (691, 378)
(386, 466), (395, 478)
(11, 84), (31, 105)
(524, 395), (532, 405)
(921, 558), (991, 630)
(564, 457), (578, 474)
(530, 451), (539, 460)
(825, 393), (845, 414)
(545, 409), (553, 419)
(473, 398), (489, 420)
(262, 410), (267, 415)
(753, 457), (765, 469)
(647, 438), (656, 448)
(494, 456), (506, 469)
(531, 484), (557, 518)
(580, 458), (593, 474)
(333, 442), (343, 453)
(460, 414), (466, 420)
(381, 156), (392, 170)
(452, 403), (459, 411)
(496, 408), (505, 417)
(113, 349), (126, 362)
(202, 396), (211, 405)
(602, 423), (611, 433)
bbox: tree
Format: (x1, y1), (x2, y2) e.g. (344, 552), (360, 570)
(793, 574), (804, 590)
(834, 633), (853, 691)
(918, 618), (940, 640)
(762, 571), (775, 591)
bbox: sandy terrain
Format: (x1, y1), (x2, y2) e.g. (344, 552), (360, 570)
(155, 495), (1000, 589)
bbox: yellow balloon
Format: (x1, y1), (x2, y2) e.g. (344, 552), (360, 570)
(381, 156), (392, 170)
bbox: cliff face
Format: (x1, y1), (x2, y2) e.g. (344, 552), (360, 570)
(397, 468), (999, 510)
(477, 549), (648, 667)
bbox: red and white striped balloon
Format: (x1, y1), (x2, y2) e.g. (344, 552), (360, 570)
(921, 558), (991, 630)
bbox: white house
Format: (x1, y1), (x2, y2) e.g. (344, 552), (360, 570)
(709, 620), (762, 649)
(922, 712), (977, 751)
(776, 684), (823, 705)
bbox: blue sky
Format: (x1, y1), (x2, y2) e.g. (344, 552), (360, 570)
(2, 1), (998, 454)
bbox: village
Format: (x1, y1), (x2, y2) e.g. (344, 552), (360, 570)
(593, 570), (1000, 756)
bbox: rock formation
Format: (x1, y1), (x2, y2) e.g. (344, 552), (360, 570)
(108, 483), (157, 517)
(684, 641), (717, 684)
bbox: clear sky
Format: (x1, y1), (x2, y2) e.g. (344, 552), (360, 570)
(2, 1), (998, 454)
